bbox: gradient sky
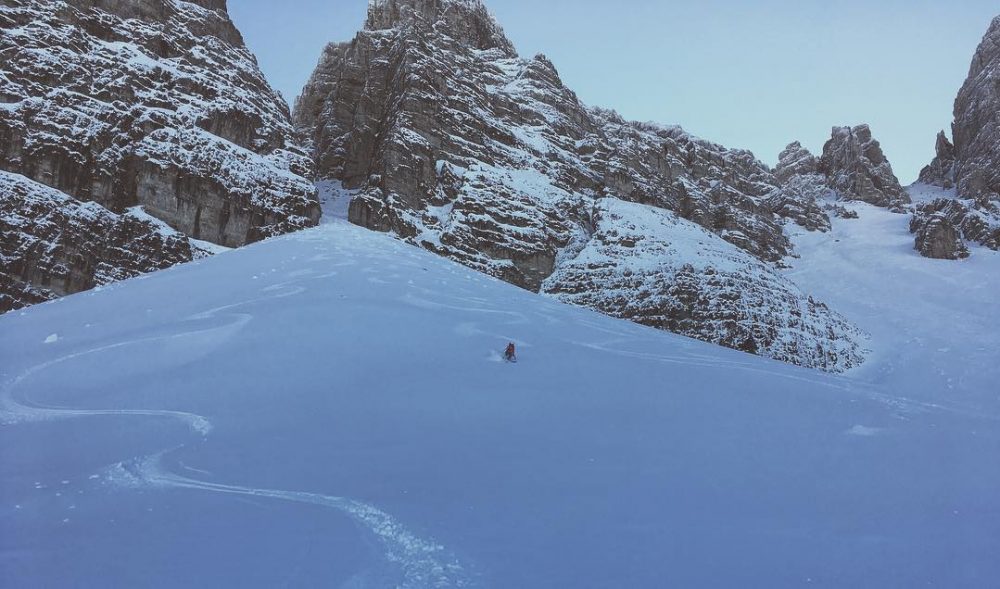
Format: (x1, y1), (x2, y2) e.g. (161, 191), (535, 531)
(229, 0), (998, 183)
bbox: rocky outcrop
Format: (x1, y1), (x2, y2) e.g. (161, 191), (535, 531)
(912, 16), (1000, 256)
(766, 175), (833, 233)
(918, 131), (957, 189)
(913, 197), (1000, 252)
(818, 125), (910, 211)
(773, 141), (819, 183)
(294, 0), (868, 371)
(766, 142), (834, 232)
(765, 140), (872, 233)
(909, 212), (970, 260)
(544, 200), (867, 372)
(1, 171), (204, 313)
(0, 0), (320, 311)
(950, 15), (1000, 200)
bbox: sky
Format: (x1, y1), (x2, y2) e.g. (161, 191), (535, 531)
(228, 0), (998, 184)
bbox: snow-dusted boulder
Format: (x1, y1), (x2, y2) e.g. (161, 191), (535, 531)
(909, 211), (970, 260)
(543, 200), (867, 372)
(0, 171), (204, 313)
(818, 125), (910, 211)
(292, 0), (867, 370)
(913, 197), (1000, 252)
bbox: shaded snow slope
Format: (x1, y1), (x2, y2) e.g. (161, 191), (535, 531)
(2, 221), (998, 587)
(785, 200), (1000, 412)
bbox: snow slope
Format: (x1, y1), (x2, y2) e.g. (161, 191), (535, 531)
(785, 198), (1000, 413)
(2, 220), (999, 587)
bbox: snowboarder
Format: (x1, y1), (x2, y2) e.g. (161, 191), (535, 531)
(504, 342), (517, 363)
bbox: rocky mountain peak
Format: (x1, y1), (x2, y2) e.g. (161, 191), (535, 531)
(365, 0), (515, 55)
(774, 141), (819, 183)
(818, 124), (910, 210)
(766, 141), (853, 234)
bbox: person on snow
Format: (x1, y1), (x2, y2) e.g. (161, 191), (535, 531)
(504, 342), (517, 362)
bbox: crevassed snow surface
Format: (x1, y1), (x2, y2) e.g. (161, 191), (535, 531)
(1, 220), (999, 587)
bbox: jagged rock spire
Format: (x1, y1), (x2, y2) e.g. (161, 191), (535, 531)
(818, 124), (910, 210)
(774, 141), (819, 184)
(918, 131), (957, 189)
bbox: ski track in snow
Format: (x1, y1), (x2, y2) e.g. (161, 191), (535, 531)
(5, 221), (996, 587)
(0, 275), (475, 589)
(105, 453), (471, 589)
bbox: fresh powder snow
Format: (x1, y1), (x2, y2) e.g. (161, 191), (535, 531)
(1, 218), (999, 587)
(785, 196), (1000, 413)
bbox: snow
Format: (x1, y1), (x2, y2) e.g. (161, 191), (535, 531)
(2, 220), (999, 587)
(316, 179), (358, 222)
(907, 181), (958, 205)
(785, 201), (1000, 412)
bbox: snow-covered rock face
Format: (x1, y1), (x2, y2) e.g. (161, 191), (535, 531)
(366, 0), (515, 54)
(951, 15), (1000, 200)
(765, 174), (835, 233)
(817, 125), (910, 211)
(918, 131), (957, 189)
(911, 16), (1000, 257)
(0, 171), (204, 313)
(0, 0), (319, 245)
(909, 211), (970, 260)
(766, 142), (837, 233)
(767, 132), (905, 235)
(913, 197), (1000, 253)
(0, 0), (320, 312)
(543, 200), (867, 372)
(293, 0), (867, 371)
(773, 141), (819, 184)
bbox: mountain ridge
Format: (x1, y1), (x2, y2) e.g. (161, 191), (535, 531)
(288, 0), (926, 371)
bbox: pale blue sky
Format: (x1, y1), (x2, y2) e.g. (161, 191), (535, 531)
(229, 0), (997, 183)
